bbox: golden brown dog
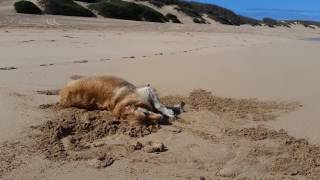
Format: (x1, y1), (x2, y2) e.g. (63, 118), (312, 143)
(59, 75), (176, 124)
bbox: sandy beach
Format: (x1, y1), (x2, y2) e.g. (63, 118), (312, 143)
(1, 2), (320, 179)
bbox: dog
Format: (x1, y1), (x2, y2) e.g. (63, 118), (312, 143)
(59, 75), (183, 124)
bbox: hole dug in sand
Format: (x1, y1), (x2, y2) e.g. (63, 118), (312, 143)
(31, 90), (301, 167)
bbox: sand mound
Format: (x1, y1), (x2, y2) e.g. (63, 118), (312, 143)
(226, 126), (289, 141)
(161, 89), (301, 121)
(32, 89), (300, 163)
(223, 126), (320, 177)
(32, 107), (159, 161)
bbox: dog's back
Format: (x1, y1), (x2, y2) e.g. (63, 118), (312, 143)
(59, 75), (137, 110)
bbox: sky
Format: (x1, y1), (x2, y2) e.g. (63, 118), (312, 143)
(194, 0), (320, 21)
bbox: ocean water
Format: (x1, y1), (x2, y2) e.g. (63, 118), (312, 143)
(238, 9), (320, 21)
(305, 37), (320, 42)
(239, 9), (320, 21)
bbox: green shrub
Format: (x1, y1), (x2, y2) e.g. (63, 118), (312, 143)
(263, 18), (290, 28)
(137, 0), (180, 8)
(14, 0), (42, 14)
(239, 15), (261, 26)
(165, 13), (181, 23)
(39, 0), (96, 17)
(74, 0), (99, 3)
(288, 20), (320, 28)
(262, 18), (278, 28)
(193, 18), (200, 24)
(193, 17), (206, 24)
(89, 0), (167, 23)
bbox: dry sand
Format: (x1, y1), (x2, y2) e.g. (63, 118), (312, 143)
(1, 4), (320, 179)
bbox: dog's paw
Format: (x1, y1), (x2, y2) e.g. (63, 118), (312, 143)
(164, 109), (175, 118)
(174, 102), (186, 113)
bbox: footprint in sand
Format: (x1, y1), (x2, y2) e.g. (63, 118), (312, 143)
(70, 74), (85, 80)
(39, 103), (55, 109)
(100, 58), (111, 61)
(40, 64), (54, 67)
(73, 60), (88, 63)
(0, 66), (17, 70)
(122, 56), (135, 59)
(63, 35), (76, 39)
(22, 40), (35, 43)
(36, 90), (60, 95)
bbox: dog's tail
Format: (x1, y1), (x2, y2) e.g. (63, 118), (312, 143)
(70, 74), (86, 80)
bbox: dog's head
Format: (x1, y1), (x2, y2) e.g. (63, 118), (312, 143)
(122, 105), (163, 125)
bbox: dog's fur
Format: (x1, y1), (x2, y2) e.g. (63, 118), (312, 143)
(59, 75), (172, 124)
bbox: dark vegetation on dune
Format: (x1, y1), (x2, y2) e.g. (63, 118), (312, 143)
(237, 15), (261, 26)
(263, 18), (290, 28)
(88, 0), (168, 23)
(286, 20), (320, 29)
(165, 13), (181, 23)
(136, 0), (320, 28)
(74, 0), (99, 2)
(12, 0), (319, 28)
(38, 0), (96, 17)
(262, 18), (320, 28)
(14, 0), (42, 14)
(193, 17), (206, 24)
(136, 0), (261, 26)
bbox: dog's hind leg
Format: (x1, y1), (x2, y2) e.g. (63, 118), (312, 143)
(145, 87), (175, 118)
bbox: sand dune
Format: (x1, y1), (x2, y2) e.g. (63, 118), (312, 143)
(0, 9), (320, 180)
